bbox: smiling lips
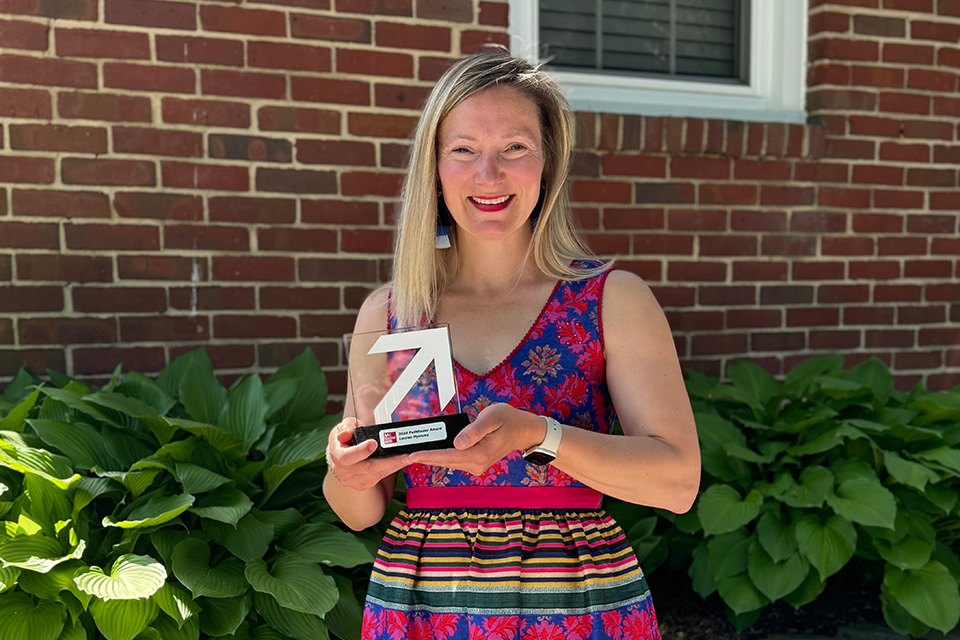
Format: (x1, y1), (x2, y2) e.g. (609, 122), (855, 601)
(469, 194), (514, 212)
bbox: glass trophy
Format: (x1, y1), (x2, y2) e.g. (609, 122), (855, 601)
(343, 324), (469, 458)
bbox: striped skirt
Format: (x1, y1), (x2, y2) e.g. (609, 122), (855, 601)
(361, 505), (660, 640)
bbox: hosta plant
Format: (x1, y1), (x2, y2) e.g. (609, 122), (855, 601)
(610, 355), (960, 637)
(0, 349), (375, 640)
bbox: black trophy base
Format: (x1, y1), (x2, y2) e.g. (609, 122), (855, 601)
(352, 413), (470, 458)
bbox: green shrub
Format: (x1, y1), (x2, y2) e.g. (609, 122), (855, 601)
(611, 355), (960, 637)
(0, 349), (376, 640)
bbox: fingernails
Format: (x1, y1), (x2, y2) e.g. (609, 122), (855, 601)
(454, 436), (466, 448)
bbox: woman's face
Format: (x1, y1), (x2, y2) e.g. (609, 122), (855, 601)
(436, 86), (545, 246)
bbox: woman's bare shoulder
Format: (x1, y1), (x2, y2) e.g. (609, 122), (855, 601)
(353, 284), (393, 334)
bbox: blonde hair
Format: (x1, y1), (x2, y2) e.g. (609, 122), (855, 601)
(392, 52), (609, 327)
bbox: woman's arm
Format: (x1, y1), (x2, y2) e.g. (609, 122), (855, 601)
(322, 287), (409, 531)
(408, 270), (701, 513)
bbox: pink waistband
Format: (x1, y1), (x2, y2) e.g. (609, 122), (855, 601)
(405, 486), (603, 509)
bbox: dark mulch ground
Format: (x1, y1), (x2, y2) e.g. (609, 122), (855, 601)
(650, 569), (885, 640)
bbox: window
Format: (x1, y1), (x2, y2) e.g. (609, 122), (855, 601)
(510, 0), (807, 123)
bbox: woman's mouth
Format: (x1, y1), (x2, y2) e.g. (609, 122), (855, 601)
(469, 195), (513, 211)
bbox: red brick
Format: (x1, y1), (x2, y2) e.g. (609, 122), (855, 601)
(460, 29), (509, 54)
(349, 113), (419, 139)
(761, 186), (816, 206)
(849, 260), (901, 279)
(732, 261), (789, 282)
(873, 189), (924, 210)
(670, 157), (729, 180)
(788, 307), (840, 327)
(878, 237), (928, 255)
(907, 169), (957, 187)
(667, 209), (726, 232)
(302, 199), (379, 225)
(853, 14), (906, 36)
(0, 54), (96, 88)
(882, 43), (935, 65)
(920, 328), (960, 347)
(902, 120), (954, 140)
(879, 92), (931, 115)
(850, 65), (904, 88)
(13, 189), (108, 218)
(898, 304), (946, 324)
(258, 227), (337, 252)
(852, 213), (902, 233)
(106, 0), (196, 30)
(880, 143), (930, 163)
(260, 286), (339, 310)
(810, 330), (861, 350)
(73, 287), (166, 313)
(570, 180), (631, 204)
(256, 168), (337, 194)
(823, 138), (875, 159)
(118, 255), (208, 281)
(172, 344), (255, 370)
(934, 97), (960, 118)
(0, 87), (50, 118)
(905, 260), (952, 278)
(342, 171), (403, 196)
(201, 69), (285, 99)
(56, 27), (149, 59)
(156, 35), (244, 66)
(0, 0), (97, 20)
(115, 192), (202, 221)
(752, 332), (805, 352)
(300, 257), (379, 282)
(61, 158), (154, 187)
(376, 21), (449, 51)
(209, 134), (292, 163)
(20, 318), (116, 345)
(691, 333), (749, 356)
(733, 160), (791, 181)
(73, 347), (166, 376)
(810, 38), (879, 62)
(164, 225), (249, 251)
(864, 329), (913, 348)
(292, 77), (370, 105)
(667, 261), (726, 282)
(0, 18), (48, 50)
(698, 184), (758, 206)
(791, 211), (847, 234)
(931, 191), (960, 210)
(298, 140), (375, 166)
(731, 210), (786, 232)
(819, 187), (871, 208)
(121, 317), (210, 342)
(0, 221), (58, 249)
(849, 116), (900, 138)
(908, 214), (958, 234)
(10, 124), (106, 154)
(0, 285), (62, 312)
(417, 0), (472, 21)
(822, 236), (875, 256)
(794, 162), (849, 183)
(635, 183), (695, 204)
(699, 236), (757, 257)
(792, 261), (845, 280)
(809, 10), (850, 34)
(249, 41), (332, 72)
(942, 0), (960, 16)
(169, 287), (255, 311)
(113, 127), (202, 157)
(201, 5), (286, 36)
(819, 284), (870, 304)
(336, 0), (411, 14)
(926, 284), (960, 302)
(700, 284), (758, 307)
(209, 196), (296, 224)
(18, 254), (112, 282)
(60, 91), (151, 122)
(478, 1), (507, 25)
(341, 228), (394, 253)
(259, 106), (340, 133)
(895, 351), (943, 371)
(603, 208), (663, 231)
(419, 55), (458, 81)
(65, 223), (160, 251)
(162, 97), (250, 128)
(162, 162), (247, 191)
(289, 13), (370, 42)
(214, 315), (296, 339)
(601, 156), (666, 178)
(762, 236), (818, 256)
(0, 157), (53, 184)
(911, 20), (960, 42)
(940, 48), (960, 70)
(666, 310), (725, 332)
(213, 256), (295, 281)
(103, 62), (195, 94)
(909, 69), (958, 92)
(885, 0), (933, 9)
(852, 165), (903, 186)
(337, 49), (413, 77)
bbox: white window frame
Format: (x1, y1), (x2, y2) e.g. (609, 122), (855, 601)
(509, 0), (807, 123)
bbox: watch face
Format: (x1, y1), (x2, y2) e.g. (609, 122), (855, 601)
(524, 450), (556, 466)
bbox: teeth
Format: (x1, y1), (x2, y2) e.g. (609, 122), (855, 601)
(471, 195), (510, 205)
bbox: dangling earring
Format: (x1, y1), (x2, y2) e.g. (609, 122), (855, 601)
(436, 188), (451, 249)
(529, 181), (546, 228)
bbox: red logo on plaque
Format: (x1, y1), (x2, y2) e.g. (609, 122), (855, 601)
(383, 431), (398, 445)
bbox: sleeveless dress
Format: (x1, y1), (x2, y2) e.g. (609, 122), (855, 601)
(361, 266), (661, 640)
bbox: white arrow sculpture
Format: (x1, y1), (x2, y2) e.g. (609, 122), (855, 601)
(367, 326), (456, 425)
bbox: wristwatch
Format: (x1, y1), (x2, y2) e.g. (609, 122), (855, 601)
(523, 416), (563, 466)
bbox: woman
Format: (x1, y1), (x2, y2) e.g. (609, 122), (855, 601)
(323, 52), (700, 640)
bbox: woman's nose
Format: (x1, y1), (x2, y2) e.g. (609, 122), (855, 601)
(475, 152), (503, 183)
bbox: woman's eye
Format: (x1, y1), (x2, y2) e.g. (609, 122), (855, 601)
(452, 147), (470, 153)
(508, 143), (526, 151)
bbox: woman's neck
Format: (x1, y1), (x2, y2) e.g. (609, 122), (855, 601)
(451, 232), (545, 296)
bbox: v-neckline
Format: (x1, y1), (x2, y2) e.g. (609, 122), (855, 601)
(452, 278), (564, 380)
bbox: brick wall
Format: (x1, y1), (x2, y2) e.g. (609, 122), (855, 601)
(0, 0), (957, 395)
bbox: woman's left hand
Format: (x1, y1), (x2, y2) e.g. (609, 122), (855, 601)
(407, 403), (543, 476)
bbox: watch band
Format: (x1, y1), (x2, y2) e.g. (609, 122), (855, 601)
(523, 416), (562, 465)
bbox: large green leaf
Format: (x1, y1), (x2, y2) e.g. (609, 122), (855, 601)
(325, 573), (363, 640)
(60, 617), (87, 640)
(0, 390), (39, 432)
(245, 555), (338, 618)
(156, 349), (211, 398)
(23, 473), (72, 528)
(84, 391), (160, 420)
(910, 446), (960, 478)
(825, 477), (896, 529)
(152, 582), (200, 629)
(204, 513), (275, 563)
(179, 361), (227, 426)
(150, 613), (199, 640)
(198, 595), (251, 637)
(190, 486), (253, 526)
(697, 485), (762, 536)
(875, 535), (932, 571)
(93, 468), (161, 500)
(263, 429), (330, 499)
(782, 566), (826, 609)
(0, 566), (20, 594)
(253, 591), (329, 640)
(165, 418), (243, 453)
(884, 561), (960, 633)
(781, 465), (833, 509)
(74, 554), (166, 600)
(267, 350), (328, 431)
(0, 591), (65, 640)
(90, 596), (159, 640)
(845, 358), (893, 405)
(794, 514), (856, 581)
(755, 511), (797, 563)
(747, 542), (810, 603)
(219, 375), (268, 451)
(716, 573), (769, 616)
(783, 355), (843, 397)
(695, 414), (771, 464)
(174, 462), (230, 495)
(0, 437), (79, 489)
(171, 538), (247, 599)
(0, 531), (83, 573)
(103, 494), (195, 529)
(121, 372), (177, 416)
(688, 542), (717, 599)
(18, 563), (91, 607)
(883, 451), (941, 491)
(727, 360), (780, 414)
(706, 529), (753, 581)
(279, 522), (374, 568)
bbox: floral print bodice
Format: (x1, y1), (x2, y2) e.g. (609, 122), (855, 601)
(388, 263), (616, 489)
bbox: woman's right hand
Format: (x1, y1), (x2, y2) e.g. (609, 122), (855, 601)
(326, 417), (409, 492)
